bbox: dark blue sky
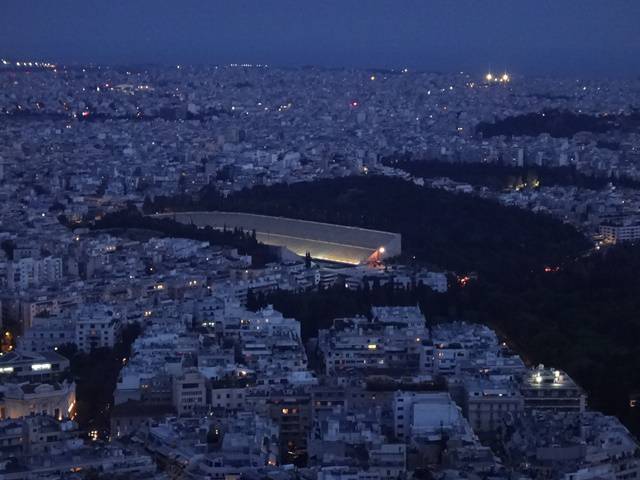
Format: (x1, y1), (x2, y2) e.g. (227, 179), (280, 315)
(2, 0), (639, 76)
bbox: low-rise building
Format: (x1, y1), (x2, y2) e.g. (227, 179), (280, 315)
(0, 351), (70, 383)
(463, 376), (524, 433)
(0, 380), (75, 420)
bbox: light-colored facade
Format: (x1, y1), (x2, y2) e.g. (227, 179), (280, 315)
(210, 387), (246, 411)
(393, 391), (467, 441)
(600, 222), (640, 244)
(74, 305), (120, 352)
(464, 378), (524, 432)
(0, 351), (70, 383)
(173, 369), (207, 416)
(6, 257), (63, 291)
(0, 381), (75, 420)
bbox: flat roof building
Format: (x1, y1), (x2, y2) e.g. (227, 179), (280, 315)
(521, 365), (586, 413)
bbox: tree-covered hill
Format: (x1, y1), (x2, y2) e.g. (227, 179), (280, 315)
(145, 175), (591, 286)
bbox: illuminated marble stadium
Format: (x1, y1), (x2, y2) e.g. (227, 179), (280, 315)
(157, 211), (402, 265)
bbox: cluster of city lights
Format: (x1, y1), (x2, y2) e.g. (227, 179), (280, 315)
(277, 102), (293, 112)
(485, 72), (510, 84)
(228, 63), (269, 68)
(1, 58), (56, 69)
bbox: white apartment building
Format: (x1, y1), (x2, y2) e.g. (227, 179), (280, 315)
(600, 221), (640, 244)
(74, 305), (121, 352)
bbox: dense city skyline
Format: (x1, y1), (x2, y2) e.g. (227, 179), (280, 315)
(2, 3), (640, 479)
(2, 0), (640, 76)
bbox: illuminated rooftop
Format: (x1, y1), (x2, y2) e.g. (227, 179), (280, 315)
(485, 71), (511, 84)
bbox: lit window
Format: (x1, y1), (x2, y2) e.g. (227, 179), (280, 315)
(31, 363), (52, 371)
